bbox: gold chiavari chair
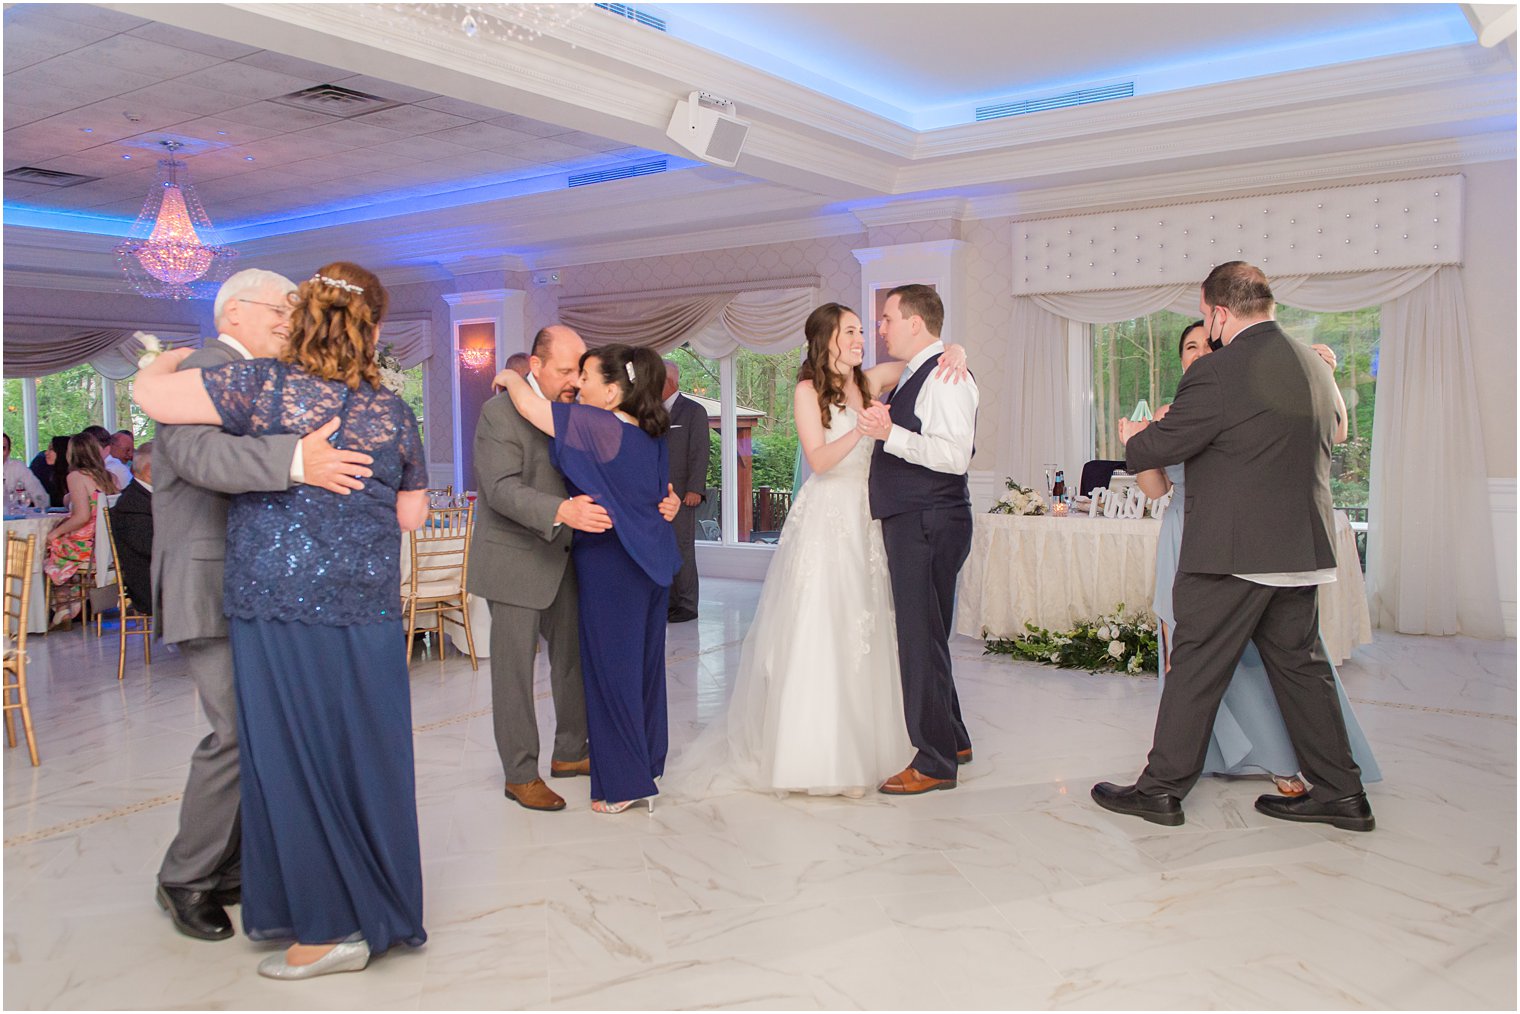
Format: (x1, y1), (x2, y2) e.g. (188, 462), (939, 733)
(4, 533), (40, 765)
(98, 505), (153, 681)
(402, 504), (478, 670)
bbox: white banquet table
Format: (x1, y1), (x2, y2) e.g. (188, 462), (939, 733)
(4, 514), (58, 634)
(955, 509), (1373, 664)
(399, 529), (491, 659)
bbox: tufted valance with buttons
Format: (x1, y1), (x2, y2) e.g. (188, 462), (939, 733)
(1012, 176), (1463, 295)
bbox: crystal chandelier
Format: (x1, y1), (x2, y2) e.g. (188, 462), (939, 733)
(381, 3), (590, 44)
(114, 141), (237, 300)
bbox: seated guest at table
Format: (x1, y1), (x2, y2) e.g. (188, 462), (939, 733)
(30, 435), (71, 508)
(495, 344), (683, 814)
(83, 425), (128, 492)
(43, 434), (115, 625)
(4, 433), (49, 509)
(108, 430), (136, 485)
(134, 261), (429, 980)
(111, 439), (155, 614)
(1135, 320), (1379, 797)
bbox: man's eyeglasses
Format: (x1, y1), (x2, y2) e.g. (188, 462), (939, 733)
(240, 298), (293, 321)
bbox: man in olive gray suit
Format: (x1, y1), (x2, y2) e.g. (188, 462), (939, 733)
(154, 269), (376, 940)
(1092, 261), (1372, 832)
(662, 361), (710, 622)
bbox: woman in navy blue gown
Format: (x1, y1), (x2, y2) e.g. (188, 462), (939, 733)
(134, 262), (429, 980)
(496, 344), (681, 813)
(1138, 320), (1379, 795)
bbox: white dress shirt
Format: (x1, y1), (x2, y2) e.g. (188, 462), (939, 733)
(216, 333), (305, 484)
(3, 458), (48, 507)
(881, 340), (979, 476)
(103, 454), (133, 490)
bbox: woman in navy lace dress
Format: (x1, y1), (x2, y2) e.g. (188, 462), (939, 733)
(495, 345), (682, 814)
(134, 262), (428, 980)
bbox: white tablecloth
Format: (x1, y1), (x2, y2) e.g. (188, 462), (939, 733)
(4, 516), (58, 634)
(955, 509), (1373, 664)
(399, 530), (490, 659)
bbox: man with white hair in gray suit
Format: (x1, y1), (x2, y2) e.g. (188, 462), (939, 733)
(152, 268), (377, 941)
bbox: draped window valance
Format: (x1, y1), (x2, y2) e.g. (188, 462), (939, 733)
(3, 323), (200, 379)
(558, 278), (819, 355)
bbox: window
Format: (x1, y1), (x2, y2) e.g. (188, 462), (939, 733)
(399, 364), (426, 446)
(111, 379), (156, 444)
(1090, 306), (1379, 507)
(668, 342), (804, 545)
(3, 378), (25, 456)
(34, 364), (108, 450)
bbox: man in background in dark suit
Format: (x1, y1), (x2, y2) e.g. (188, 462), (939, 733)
(112, 438), (155, 613)
(1092, 261), (1372, 832)
(662, 360), (710, 623)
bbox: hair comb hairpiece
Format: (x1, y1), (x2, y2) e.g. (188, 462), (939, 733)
(312, 273), (364, 295)
(625, 361), (636, 382)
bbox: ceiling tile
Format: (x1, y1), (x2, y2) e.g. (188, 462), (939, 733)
(325, 147), (416, 173)
(112, 81), (250, 119)
(279, 158), (363, 182)
(498, 137), (597, 163)
(5, 120), (111, 158)
(425, 150), (538, 176)
(553, 130), (628, 154)
(7, 106), (142, 149)
(350, 105), (473, 134)
(241, 133), (352, 162)
(363, 134), (475, 161)
(220, 101), (339, 131)
(289, 118), (408, 149)
(27, 4), (149, 33)
(485, 112), (568, 138)
(415, 95), (508, 121)
(124, 21), (261, 60)
(1, 15), (114, 70)
(74, 34), (225, 80)
(160, 116), (283, 147)
(168, 63), (323, 102)
(426, 122), (541, 152)
(7, 53), (162, 102)
(234, 50), (349, 83)
(332, 75), (438, 105)
(3, 89), (97, 130)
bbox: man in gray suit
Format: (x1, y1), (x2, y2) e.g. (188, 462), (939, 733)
(1092, 261), (1372, 832)
(662, 361), (710, 622)
(153, 268), (377, 939)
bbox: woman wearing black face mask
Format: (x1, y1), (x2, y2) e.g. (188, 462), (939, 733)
(1133, 321), (1378, 797)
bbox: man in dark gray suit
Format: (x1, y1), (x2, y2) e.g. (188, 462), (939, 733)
(1092, 261), (1372, 832)
(153, 269), (378, 940)
(662, 360), (710, 622)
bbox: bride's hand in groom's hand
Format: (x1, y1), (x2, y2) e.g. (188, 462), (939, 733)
(934, 343), (970, 384)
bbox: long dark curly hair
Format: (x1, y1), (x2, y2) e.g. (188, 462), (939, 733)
(797, 303), (872, 426)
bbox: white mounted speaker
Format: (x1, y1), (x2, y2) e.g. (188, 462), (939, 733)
(665, 91), (749, 167)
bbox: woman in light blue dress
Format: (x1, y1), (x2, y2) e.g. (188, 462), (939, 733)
(1141, 321), (1380, 795)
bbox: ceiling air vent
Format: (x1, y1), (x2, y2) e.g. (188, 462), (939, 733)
(594, 3), (667, 32)
(3, 166), (100, 188)
(568, 159), (667, 188)
(270, 83), (403, 118)
(976, 82), (1134, 122)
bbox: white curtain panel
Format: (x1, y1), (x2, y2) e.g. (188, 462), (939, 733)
(1013, 264), (1499, 636)
(1366, 266), (1503, 637)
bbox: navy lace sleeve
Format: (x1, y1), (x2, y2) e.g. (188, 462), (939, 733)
(199, 359), (278, 436)
(397, 400), (427, 491)
(550, 402), (681, 588)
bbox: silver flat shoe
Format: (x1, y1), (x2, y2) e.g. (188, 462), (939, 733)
(257, 939), (370, 980)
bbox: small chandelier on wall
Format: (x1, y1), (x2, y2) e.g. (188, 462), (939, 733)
(459, 347), (494, 370)
(114, 140), (237, 300)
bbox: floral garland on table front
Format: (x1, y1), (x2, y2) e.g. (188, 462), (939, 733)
(988, 477), (1046, 516)
(377, 343), (408, 396)
(984, 606), (1159, 675)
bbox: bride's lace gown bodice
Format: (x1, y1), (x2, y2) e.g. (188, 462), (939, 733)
(667, 402), (912, 797)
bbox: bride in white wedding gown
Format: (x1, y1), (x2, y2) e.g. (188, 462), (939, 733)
(667, 304), (964, 798)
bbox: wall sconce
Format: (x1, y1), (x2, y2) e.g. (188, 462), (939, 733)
(459, 347), (493, 371)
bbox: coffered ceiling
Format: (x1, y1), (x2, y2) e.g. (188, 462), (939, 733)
(2, 3), (1514, 289)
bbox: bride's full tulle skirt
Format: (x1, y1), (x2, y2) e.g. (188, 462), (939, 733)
(667, 421), (912, 798)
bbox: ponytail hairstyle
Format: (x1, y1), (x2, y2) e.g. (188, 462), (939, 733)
(580, 344), (670, 438)
(797, 302), (872, 426)
(282, 261), (389, 390)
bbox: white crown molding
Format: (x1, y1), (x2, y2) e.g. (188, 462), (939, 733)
(2, 270), (138, 295)
(443, 289), (517, 307)
(964, 131), (1518, 221)
(529, 212), (865, 272)
(851, 198), (971, 230)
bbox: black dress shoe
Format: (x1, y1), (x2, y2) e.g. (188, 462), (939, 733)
(1255, 791), (1375, 832)
(667, 610), (698, 623)
(156, 884), (234, 941)
(1090, 782), (1184, 826)
(210, 886), (241, 907)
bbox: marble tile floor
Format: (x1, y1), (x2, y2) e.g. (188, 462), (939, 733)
(4, 578), (1515, 1010)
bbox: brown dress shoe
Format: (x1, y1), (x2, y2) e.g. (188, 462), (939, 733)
(550, 758), (590, 779)
(504, 778), (566, 811)
(878, 767), (957, 795)
(956, 748), (973, 765)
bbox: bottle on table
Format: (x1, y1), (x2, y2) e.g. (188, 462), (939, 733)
(1051, 469), (1066, 503)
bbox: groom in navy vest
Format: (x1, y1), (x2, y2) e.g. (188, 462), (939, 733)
(861, 285), (980, 794)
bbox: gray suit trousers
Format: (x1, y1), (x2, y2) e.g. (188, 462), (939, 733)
(669, 505), (699, 616)
(157, 637), (241, 891)
(488, 573), (588, 782)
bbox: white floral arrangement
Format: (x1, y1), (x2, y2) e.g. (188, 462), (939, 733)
(985, 606), (1159, 675)
(377, 343), (407, 396)
(988, 477), (1047, 516)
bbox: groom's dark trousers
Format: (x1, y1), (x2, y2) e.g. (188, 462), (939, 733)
(879, 508), (973, 780)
